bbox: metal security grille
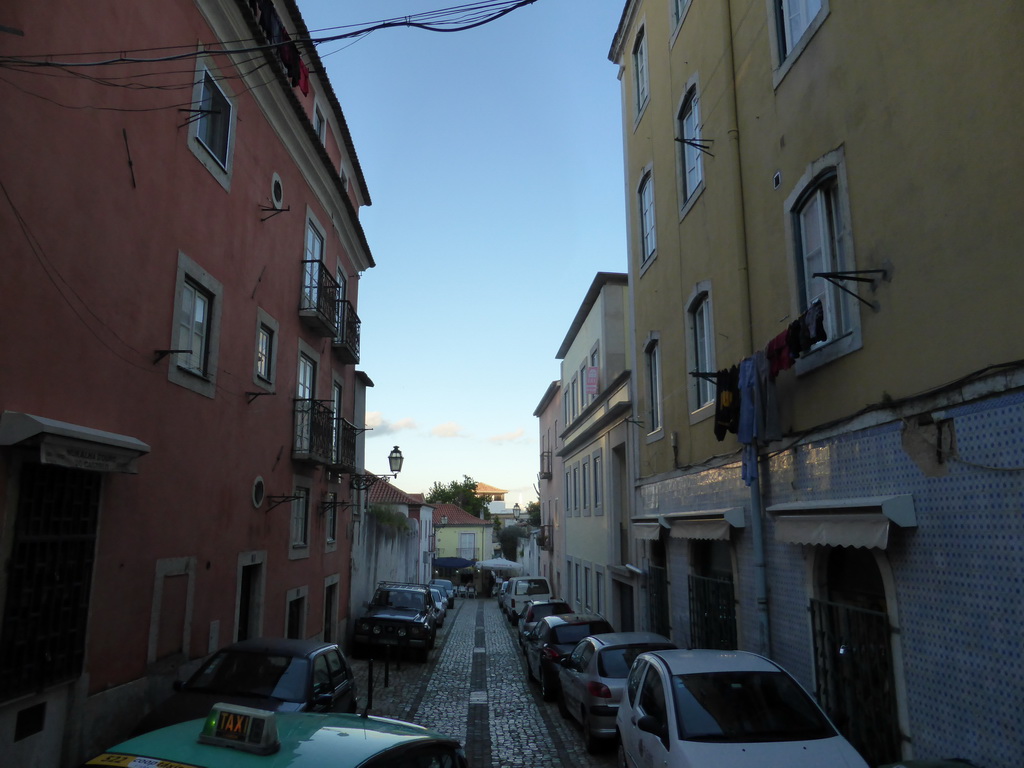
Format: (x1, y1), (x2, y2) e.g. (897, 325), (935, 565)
(0, 463), (101, 701)
(810, 598), (901, 767)
(688, 573), (737, 649)
(648, 564), (670, 637)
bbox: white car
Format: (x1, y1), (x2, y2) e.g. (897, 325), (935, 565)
(616, 649), (869, 768)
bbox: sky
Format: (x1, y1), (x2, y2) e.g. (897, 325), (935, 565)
(298, 1), (629, 503)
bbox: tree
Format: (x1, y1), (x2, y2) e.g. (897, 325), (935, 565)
(498, 524), (528, 560)
(526, 500), (541, 527)
(425, 475), (489, 519)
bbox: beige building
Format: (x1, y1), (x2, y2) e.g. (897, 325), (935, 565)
(610, 2), (1023, 767)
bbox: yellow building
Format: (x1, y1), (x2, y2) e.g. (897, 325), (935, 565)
(610, 3), (1023, 767)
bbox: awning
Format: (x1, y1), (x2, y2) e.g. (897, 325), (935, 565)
(663, 507), (745, 541)
(633, 522), (661, 540)
(432, 557), (476, 569)
(0, 411), (150, 474)
(769, 495), (916, 549)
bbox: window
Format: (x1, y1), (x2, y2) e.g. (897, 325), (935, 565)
(632, 27), (649, 116)
(678, 86), (703, 205)
(313, 102), (326, 145)
(256, 324), (273, 382)
(458, 532), (476, 560)
(779, 0), (823, 56)
(188, 58), (235, 188)
(325, 492), (338, 546)
(579, 362), (587, 409)
(295, 352), (317, 454)
(565, 471), (572, 515)
(584, 566), (591, 610)
(178, 280), (211, 376)
(169, 252), (222, 398)
(572, 466), (580, 514)
(689, 291), (715, 408)
(291, 487), (310, 548)
(570, 373), (579, 422)
(639, 172), (657, 263)
(331, 380), (343, 467)
(786, 148), (860, 370)
(303, 217), (326, 309)
(593, 454), (603, 511)
(671, 0), (692, 28)
(581, 460), (589, 511)
(645, 337), (662, 434)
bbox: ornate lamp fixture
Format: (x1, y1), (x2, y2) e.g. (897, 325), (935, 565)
(350, 446), (404, 491)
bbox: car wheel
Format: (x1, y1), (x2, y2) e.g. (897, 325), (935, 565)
(617, 738), (629, 768)
(583, 711), (604, 754)
(540, 670), (555, 701)
(556, 691), (570, 719)
(526, 656), (536, 682)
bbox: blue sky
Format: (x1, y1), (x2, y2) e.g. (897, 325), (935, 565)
(298, 1), (628, 501)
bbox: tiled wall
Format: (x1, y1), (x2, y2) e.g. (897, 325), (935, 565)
(653, 391), (1024, 768)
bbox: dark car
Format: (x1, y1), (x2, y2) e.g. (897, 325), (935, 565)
(134, 638), (357, 734)
(517, 599), (573, 653)
(524, 613), (614, 701)
(352, 581), (437, 662)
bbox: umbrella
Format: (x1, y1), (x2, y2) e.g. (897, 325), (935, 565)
(433, 557), (476, 569)
(475, 557), (524, 572)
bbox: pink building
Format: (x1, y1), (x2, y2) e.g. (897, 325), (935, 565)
(0, 1), (378, 763)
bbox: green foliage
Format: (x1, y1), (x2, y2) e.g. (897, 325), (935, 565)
(498, 524), (528, 560)
(526, 500), (541, 527)
(367, 504), (410, 533)
(425, 475), (489, 518)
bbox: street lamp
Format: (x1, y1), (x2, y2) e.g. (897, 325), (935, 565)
(350, 446), (404, 491)
(513, 503), (521, 521)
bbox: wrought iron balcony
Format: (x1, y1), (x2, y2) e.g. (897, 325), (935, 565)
(299, 260), (340, 337)
(331, 416), (358, 473)
(539, 450), (553, 480)
(293, 399), (335, 465)
(539, 523), (553, 552)
(332, 300), (361, 364)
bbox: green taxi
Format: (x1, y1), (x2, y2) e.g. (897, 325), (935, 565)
(85, 703), (467, 768)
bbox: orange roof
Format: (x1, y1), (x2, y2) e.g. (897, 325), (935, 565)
(368, 479), (424, 506)
(474, 482), (508, 495)
(433, 503), (490, 526)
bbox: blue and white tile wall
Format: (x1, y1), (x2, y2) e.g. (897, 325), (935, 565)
(648, 391), (1023, 768)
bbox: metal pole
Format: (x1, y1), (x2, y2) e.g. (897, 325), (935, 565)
(748, 452), (771, 657)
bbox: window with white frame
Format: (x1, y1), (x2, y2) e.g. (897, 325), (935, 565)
(678, 86), (703, 205)
(256, 324), (273, 383)
(325, 491), (338, 545)
(572, 466), (581, 514)
(579, 362), (587, 410)
(639, 171), (657, 263)
(169, 252), (222, 398)
(671, 0), (692, 29)
(777, 0), (825, 57)
(632, 27), (649, 116)
(786, 148), (861, 369)
(570, 372), (579, 422)
(565, 471), (572, 516)
(303, 217), (326, 309)
(291, 487), (310, 549)
(581, 459), (589, 511)
(689, 291), (715, 408)
(645, 336), (662, 434)
(593, 454), (603, 511)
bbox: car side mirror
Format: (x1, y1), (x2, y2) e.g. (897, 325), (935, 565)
(314, 692), (333, 707)
(559, 657), (573, 668)
(637, 714), (664, 738)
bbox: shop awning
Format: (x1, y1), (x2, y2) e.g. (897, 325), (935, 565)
(664, 507), (745, 541)
(0, 411), (150, 474)
(769, 495), (917, 549)
(633, 522), (662, 540)
(432, 557), (476, 569)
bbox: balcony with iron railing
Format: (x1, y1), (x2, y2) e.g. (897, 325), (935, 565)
(333, 299), (361, 364)
(299, 260), (340, 337)
(539, 450), (552, 480)
(538, 523), (553, 551)
(331, 416), (358, 473)
(293, 399), (335, 465)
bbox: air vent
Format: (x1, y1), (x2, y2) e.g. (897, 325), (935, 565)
(270, 173), (284, 209)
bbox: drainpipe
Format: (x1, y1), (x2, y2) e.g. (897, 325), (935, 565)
(723, 0), (771, 657)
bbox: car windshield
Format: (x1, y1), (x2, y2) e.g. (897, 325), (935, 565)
(184, 651), (308, 702)
(376, 590), (426, 611)
(515, 580), (549, 596)
(670, 671), (837, 743)
(529, 603), (571, 622)
(598, 645), (673, 678)
(552, 621), (612, 645)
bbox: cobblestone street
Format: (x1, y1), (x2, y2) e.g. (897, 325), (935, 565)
(350, 596), (617, 768)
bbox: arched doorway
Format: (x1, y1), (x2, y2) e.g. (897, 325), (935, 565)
(810, 547), (902, 766)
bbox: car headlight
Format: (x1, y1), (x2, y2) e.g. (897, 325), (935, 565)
(359, 622), (370, 631)
(372, 626), (382, 635)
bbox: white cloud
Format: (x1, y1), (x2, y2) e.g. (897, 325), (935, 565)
(366, 412), (417, 435)
(489, 428), (524, 444)
(431, 422), (465, 438)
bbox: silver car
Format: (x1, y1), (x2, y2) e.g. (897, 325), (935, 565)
(557, 632), (675, 753)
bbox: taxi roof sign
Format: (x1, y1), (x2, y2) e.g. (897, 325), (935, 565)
(197, 703), (280, 755)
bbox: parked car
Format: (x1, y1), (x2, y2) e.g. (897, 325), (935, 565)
(133, 638), (357, 734)
(504, 576), (552, 623)
(429, 586), (448, 627)
(352, 582), (436, 662)
(523, 613), (613, 701)
(93, 703), (467, 768)
(497, 580), (511, 612)
(557, 632), (676, 753)
(517, 599), (573, 653)
(429, 578), (456, 608)
(616, 649), (870, 768)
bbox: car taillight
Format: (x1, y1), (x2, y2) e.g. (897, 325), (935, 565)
(542, 646), (561, 661)
(510, 599), (516, 609)
(587, 681), (612, 698)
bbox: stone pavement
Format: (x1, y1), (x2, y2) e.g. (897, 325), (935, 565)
(349, 596), (617, 768)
